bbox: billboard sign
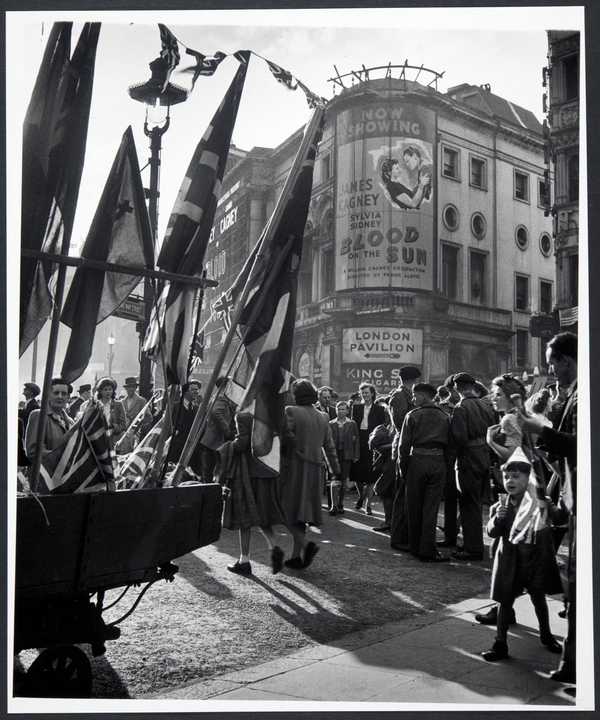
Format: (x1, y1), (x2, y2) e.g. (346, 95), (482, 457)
(343, 364), (408, 393)
(335, 101), (435, 291)
(342, 327), (423, 364)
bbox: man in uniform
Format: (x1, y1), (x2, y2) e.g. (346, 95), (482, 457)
(116, 377), (148, 454)
(25, 377), (75, 461)
(388, 366), (421, 544)
(68, 383), (91, 419)
(522, 332), (577, 685)
(399, 383), (450, 562)
(449, 371), (496, 561)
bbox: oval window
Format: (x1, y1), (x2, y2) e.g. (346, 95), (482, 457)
(443, 204), (459, 231)
(515, 225), (529, 251)
(471, 212), (487, 239)
(539, 232), (552, 257)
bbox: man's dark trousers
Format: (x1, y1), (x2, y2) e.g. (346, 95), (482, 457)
(390, 465), (408, 547)
(443, 459), (458, 544)
(456, 446), (489, 556)
(406, 454), (446, 558)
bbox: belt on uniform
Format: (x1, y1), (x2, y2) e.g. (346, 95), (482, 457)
(411, 447), (444, 456)
(465, 438), (486, 447)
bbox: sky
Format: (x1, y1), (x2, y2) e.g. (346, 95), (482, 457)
(7, 6), (583, 248)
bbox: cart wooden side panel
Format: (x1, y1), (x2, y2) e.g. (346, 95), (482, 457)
(16, 485), (223, 599)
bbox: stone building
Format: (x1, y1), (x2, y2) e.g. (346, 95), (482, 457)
(545, 31), (579, 332)
(203, 68), (554, 394)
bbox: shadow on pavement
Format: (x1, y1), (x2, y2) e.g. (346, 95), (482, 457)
(175, 551), (234, 599)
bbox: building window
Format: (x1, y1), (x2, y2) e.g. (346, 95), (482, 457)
(568, 253), (578, 307)
(470, 250), (487, 304)
(564, 54), (579, 101)
(516, 329), (529, 368)
(441, 243), (459, 300)
(568, 155), (579, 203)
(320, 154), (331, 182)
(515, 225), (529, 251)
(321, 247), (335, 297)
(471, 212), (487, 240)
(470, 156), (487, 189)
(514, 170), (529, 202)
(442, 146), (460, 180)
(539, 232), (552, 257)
(538, 178), (549, 208)
(540, 280), (553, 314)
(515, 274), (530, 311)
(298, 239), (313, 306)
(442, 204), (459, 231)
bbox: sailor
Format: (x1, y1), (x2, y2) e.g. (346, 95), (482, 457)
(399, 382), (450, 562)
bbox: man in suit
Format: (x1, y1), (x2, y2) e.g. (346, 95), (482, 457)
(20, 382), (41, 430)
(399, 383), (451, 562)
(449, 372), (496, 561)
(68, 383), (91, 419)
(388, 366), (421, 544)
(199, 376), (236, 483)
(116, 377), (148, 454)
(167, 382), (202, 471)
(521, 332), (577, 685)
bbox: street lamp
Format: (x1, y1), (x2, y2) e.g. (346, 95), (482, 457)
(128, 56), (189, 398)
(107, 332), (116, 377)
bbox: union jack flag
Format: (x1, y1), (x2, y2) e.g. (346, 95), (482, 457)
(266, 60), (298, 90)
(38, 403), (115, 494)
(158, 24), (180, 92)
(181, 48), (228, 90)
(117, 415), (170, 489)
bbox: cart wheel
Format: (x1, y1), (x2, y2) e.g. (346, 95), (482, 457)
(25, 645), (92, 698)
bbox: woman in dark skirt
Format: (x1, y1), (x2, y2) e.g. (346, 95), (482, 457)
(217, 412), (287, 577)
(350, 383), (388, 514)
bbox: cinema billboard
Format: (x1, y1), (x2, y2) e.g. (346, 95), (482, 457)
(335, 101), (436, 291)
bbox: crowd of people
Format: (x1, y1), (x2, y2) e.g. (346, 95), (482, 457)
(16, 331), (577, 685)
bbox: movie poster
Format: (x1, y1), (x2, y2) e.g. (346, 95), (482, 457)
(335, 101), (436, 291)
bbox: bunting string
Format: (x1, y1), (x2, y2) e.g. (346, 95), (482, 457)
(156, 24), (326, 108)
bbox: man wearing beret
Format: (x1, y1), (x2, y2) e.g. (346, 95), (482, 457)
(388, 366), (421, 544)
(449, 372), (496, 561)
(68, 383), (92, 419)
(20, 382), (41, 430)
(399, 382), (451, 561)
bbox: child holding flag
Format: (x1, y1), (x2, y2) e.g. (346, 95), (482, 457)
(481, 447), (563, 662)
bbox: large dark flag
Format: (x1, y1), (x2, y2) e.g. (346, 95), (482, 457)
(235, 108), (325, 473)
(144, 60), (248, 385)
(60, 127), (154, 382)
(20, 22), (101, 355)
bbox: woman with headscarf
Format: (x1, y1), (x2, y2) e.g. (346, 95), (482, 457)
(280, 379), (340, 569)
(350, 382), (388, 514)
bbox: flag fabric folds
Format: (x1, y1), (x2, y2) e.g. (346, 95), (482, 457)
(158, 23), (180, 91)
(181, 48), (228, 90)
(144, 60), (248, 385)
(235, 108), (325, 474)
(117, 415), (170, 489)
(266, 59), (298, 90)
(20, 22), (101, 356)
(38, 403), (115, 494)
(60, 126), (154, 382)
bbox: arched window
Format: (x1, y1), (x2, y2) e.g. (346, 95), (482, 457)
(568, 155), (579, 203)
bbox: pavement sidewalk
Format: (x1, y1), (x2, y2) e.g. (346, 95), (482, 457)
(148, 593), (575, 705)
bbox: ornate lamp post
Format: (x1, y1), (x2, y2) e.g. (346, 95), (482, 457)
(107, 332), (115, 377)
(128, 56), (188, 398)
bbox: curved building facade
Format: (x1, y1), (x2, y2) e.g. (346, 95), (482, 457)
(203, 73), (553, 395)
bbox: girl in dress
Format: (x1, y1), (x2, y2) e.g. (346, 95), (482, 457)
(481, 448), (563, 661)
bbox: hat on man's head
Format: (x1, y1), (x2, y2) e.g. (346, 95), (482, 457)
(453, 372), (477, 387)
(399, 366), (421, 382)
(78, 384), (91, 393)
(24, 382), (41, 397)
(123, 377), (139, 388)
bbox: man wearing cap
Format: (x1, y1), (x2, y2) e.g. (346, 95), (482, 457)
(20, 382), (41, 430)
(25, 377), (75, 461)
(449, 372), (496, 561)
(387, 366), (421, 543)
(68, 384), (92, 419)
(399, 383), (451, 561)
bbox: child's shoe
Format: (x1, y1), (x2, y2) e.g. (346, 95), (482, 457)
(481, 640), (509, 662)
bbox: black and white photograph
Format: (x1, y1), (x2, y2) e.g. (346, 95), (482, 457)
(5, 4), (593, 711)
